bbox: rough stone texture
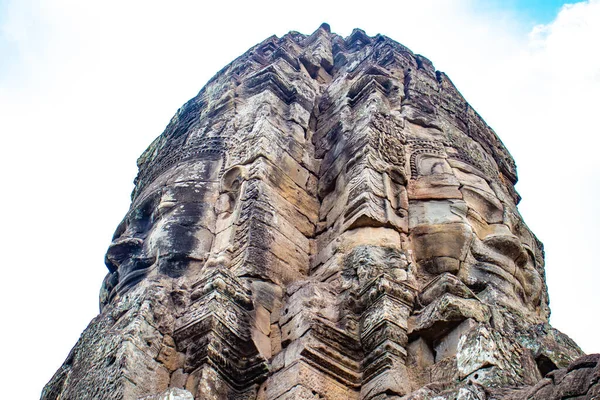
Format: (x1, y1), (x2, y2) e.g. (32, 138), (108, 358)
(43, 25), (592, 399)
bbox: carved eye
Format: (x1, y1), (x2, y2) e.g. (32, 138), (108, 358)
(128, 193), (161, 235)
(112, 219), (127, 241)
(157, 200), (176, 217)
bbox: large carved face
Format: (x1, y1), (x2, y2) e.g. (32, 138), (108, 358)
(100, 159), (222, 307)
(407, 145), (545, 317)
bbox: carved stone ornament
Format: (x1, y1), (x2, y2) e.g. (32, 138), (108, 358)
(43, 25), (596, 400)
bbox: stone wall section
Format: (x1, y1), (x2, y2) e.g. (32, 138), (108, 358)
(43, 25), (586, 400)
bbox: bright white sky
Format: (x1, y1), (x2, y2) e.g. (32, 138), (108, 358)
(1, 1), (599, 398)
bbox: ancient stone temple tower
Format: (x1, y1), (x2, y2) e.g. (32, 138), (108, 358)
(43, 25), (599, 399)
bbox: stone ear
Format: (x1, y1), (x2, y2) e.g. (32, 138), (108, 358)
(220, 165), (247, 192)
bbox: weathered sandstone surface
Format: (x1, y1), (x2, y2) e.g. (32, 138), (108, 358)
(43, 25), (595, 399)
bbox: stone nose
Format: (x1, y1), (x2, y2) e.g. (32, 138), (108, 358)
(480, 233), (527, 268)
(483, 234), (523, 259)
(104, 237), (144, 272)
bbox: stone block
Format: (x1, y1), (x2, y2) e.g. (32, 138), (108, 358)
(408, 200), (468, 228)
(407, 174), (462, 200)
(138, 388), (194, 400)
(408, 293), (490, 340)
(419, 273), (476, 307)
(434, 318), (477, 362)
(461, 185), (503, 224)
(410, 223), (472, 274)
(360, 359), (410, 399)
(266, 361), (358, 400)
(407, 338), (435, 369)
(430, 356), (458, 383)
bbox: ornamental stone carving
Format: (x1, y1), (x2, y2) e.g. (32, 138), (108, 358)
(43, 25), (594, 400)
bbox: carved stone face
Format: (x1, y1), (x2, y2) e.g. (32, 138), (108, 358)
(343, 245), (410, 287)
(100, 159), (222, 307)
(408, 152), (545, 316)
(47, 27), (587, 400)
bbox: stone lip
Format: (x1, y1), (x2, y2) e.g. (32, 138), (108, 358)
(486, 354), (600, 399)
(43, 25), (587, 400)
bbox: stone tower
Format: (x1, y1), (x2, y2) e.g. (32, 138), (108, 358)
(43, 25), (598, 399)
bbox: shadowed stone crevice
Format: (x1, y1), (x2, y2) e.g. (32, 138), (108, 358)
(536, 354), (558, 377)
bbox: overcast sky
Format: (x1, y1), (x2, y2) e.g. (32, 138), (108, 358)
(1, 1), (599, 398)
